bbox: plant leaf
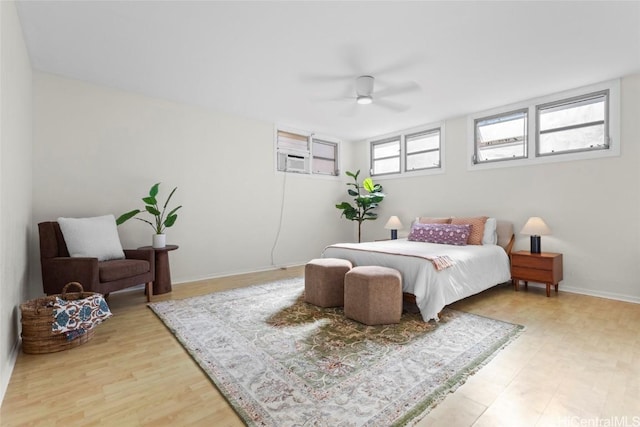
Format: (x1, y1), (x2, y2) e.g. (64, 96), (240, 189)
(149, 183), (160, 198)
(347, 189), (358, 196)
(142, 196), (156, 205)
(163, 187), (178, 210)
(164, 214), (178, 227)
(165, 205), (182, 218)
(363, 177), (375, 193)
(116, 209), (141, 225)
(146, 206), (161, 216)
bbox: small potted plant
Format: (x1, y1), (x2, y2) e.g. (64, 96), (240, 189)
(116, 182), (182, 248)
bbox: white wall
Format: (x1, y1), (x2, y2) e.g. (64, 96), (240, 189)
(0, 0), (33, 402)
(31, 73), (354, 292)
(355, 74), (640, 303)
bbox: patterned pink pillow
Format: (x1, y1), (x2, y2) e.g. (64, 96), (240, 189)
(408, 223), (472, 246)
(450, 216), (488, 245)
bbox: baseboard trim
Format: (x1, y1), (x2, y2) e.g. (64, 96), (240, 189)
(111, 264), (306, 296)
(524, 282), (639, 304)
(560, 285), (640, 304)
(0, 338), (21, 405)
(172, 263), (306, 287)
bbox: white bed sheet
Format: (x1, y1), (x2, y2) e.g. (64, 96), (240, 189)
(322, 239), (511, 322)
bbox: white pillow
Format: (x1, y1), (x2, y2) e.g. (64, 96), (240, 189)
(482, 217), (498, 245)
(58, 215), (125, 261)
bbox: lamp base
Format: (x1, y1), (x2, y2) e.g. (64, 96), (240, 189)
(530, 235), (541, 254)
(390, 230), (398, 240)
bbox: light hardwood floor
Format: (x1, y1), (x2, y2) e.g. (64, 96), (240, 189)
(1, 268), (638, 426)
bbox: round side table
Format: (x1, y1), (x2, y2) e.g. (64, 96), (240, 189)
(138, 245), (179, 295)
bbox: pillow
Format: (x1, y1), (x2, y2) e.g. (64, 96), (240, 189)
(450, 216), (488, 245)
(482, 217), (498, 245)
(57, 215), (125, 261)
(417, 217), (451, 224)
(408, 223), (471, 246)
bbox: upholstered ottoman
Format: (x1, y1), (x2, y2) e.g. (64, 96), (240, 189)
(304, 258), (353, 307)
(344, 266), (402, 325)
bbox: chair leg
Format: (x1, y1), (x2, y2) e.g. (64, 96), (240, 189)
(146, 282), (153, 302)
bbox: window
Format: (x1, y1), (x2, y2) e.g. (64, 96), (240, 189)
(312, 139), (338, 176)
(468, 79), (619, 170)
(369, 123), (445, 177)
(276, 130), (310, 174)
(276, 128), (340, 176)
(371, 137), (401, 176)
(536, 90), (609, 156)
(405, 129), (441, 171)
(474, 109), (528, 164)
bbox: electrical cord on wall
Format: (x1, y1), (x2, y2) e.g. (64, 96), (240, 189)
(270, 169), (287, 267)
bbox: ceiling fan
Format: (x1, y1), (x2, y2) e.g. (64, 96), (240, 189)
(351, 75), (420, 111)
(307, 74), (420, 113)
(301, 48), (423, 113)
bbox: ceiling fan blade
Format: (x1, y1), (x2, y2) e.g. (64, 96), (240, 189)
(371, 55), (426, 76)
(300, 73), (354, 83)
(342, 102), (359, 117)
(375, 81), (421, 98)
(340, 44), (366, 74)
(310, 83), (357, 103)
(374, 98), (410, 113)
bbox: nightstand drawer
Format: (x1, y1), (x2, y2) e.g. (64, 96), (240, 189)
(511, 254), (554, 270)
(511, 266), (555, 283)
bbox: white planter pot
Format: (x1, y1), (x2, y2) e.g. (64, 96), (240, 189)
(152, 234), (166, 248)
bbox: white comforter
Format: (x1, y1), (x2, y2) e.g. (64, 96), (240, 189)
(322, 239), (511, 322)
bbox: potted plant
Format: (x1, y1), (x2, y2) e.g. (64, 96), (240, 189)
(335, 170), (385, 243)
(116, 182), (182, 248)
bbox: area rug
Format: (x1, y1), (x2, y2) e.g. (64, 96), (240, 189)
(148, 278), (523, 426)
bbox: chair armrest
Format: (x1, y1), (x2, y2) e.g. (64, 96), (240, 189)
(41, 257), (99, 295)
(124, 249), (155, 276)
(124, 249), (154, 264)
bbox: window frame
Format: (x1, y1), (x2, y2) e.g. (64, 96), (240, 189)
(404, 128), (442, 172)
(369, 122), (445, 179)
(535, 89), (610, 157)
(275, 126), (341, 178)
(467, 79), (620, 171)
(311, 138), (339, 176)
(370, 136), (402, 177)
(473, 108), (529, 165)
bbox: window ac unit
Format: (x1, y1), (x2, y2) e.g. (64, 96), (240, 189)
(277, 151), (310, 173)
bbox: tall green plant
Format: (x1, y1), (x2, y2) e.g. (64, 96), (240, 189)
(116, 183), (182, 234)
(335, 170), (385, 243)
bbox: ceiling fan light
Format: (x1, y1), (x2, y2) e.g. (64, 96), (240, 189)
(357, 95), (373, 105)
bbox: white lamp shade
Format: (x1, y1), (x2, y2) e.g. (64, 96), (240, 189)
(384, 216), (403, 230)
(520, 217), (551, 236)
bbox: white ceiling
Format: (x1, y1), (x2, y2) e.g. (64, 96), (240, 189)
(15, 1), (640, 142)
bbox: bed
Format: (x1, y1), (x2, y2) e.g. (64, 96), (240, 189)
(321, 218), (514, 321)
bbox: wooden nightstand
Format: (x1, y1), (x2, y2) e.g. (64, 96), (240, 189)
(510, 251), (563, 297)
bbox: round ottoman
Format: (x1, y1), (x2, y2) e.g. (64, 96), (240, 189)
(304, 258), (353, 307)
(344, 266), (402, 325)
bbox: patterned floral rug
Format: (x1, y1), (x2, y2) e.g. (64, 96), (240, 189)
(149, 278), (523, 426)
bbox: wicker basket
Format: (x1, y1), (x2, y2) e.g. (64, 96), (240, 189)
(20, 282), (98, 354)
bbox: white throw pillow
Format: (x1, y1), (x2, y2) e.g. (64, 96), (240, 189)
(482, 217), (498, 245)
(57, 215), (125, 261)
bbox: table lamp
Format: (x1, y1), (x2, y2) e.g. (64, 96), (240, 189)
(384, 216), (403, 240)
(520, 217), (551, 254)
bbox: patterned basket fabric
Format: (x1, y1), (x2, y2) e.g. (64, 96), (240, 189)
(52, 294), (112, 337)
(20, 282), (111, 354)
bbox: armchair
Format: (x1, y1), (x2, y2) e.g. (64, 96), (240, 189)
(38, 221), (155, 301)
